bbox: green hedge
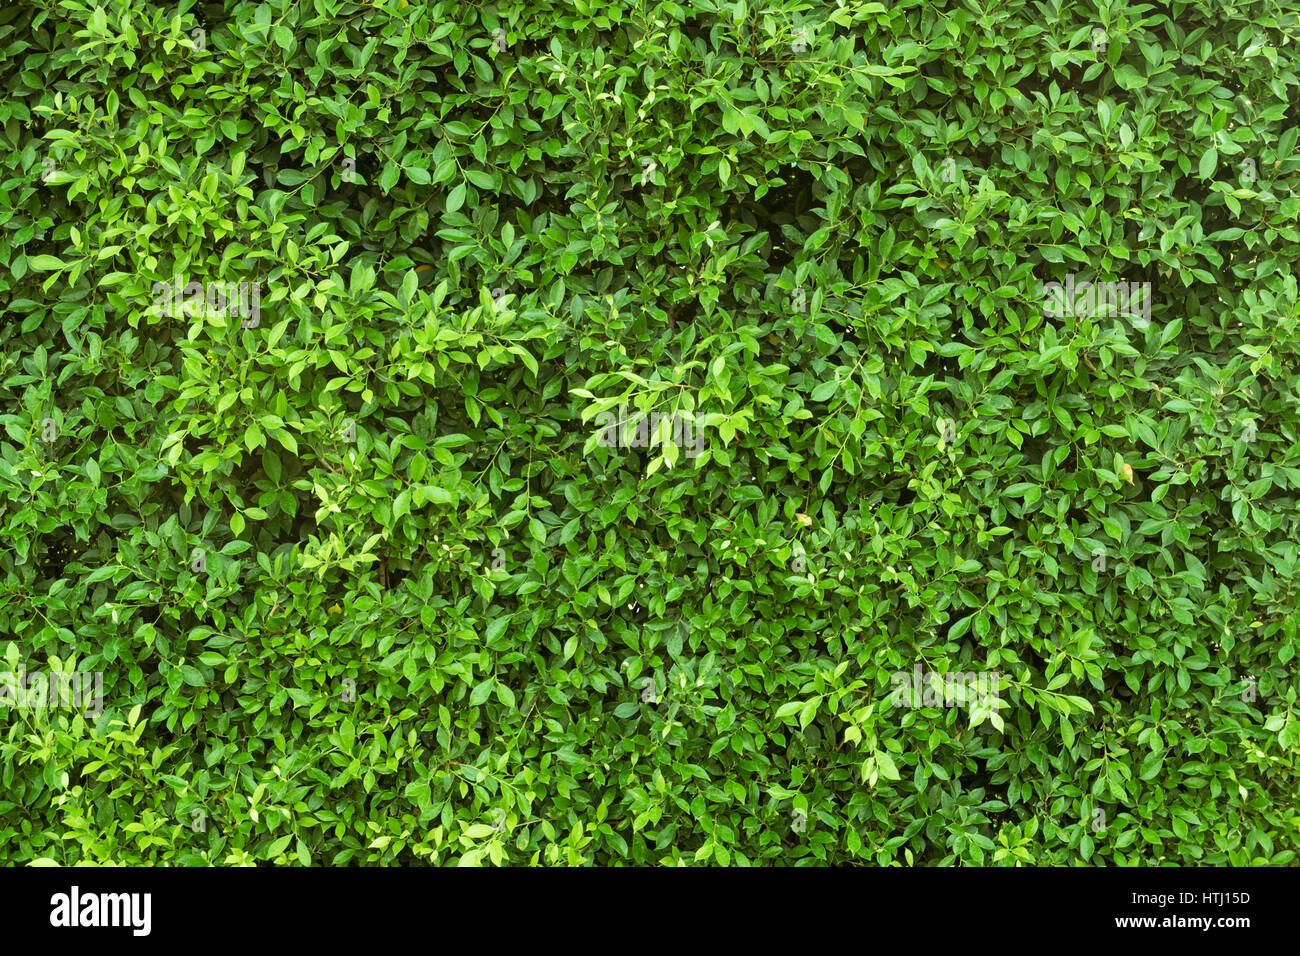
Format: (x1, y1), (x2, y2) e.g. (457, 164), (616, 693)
(2, 0), (1298, 865)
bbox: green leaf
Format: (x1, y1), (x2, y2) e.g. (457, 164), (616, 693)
(469, 679), (494, 705)
(494, 682), (516, 708)
(1198, 148), (1217, 180)
(446, 182), (466, 213)
(876, 751), (901, 781)
(799, 695), (821, 730)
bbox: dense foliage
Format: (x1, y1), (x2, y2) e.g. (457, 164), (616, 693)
(2, 0), (1298, 866)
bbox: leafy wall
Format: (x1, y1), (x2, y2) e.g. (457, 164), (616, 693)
(1, 0), (1298, 865)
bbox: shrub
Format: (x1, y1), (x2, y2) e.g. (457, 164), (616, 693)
(1, 0), (1297, 865)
